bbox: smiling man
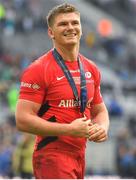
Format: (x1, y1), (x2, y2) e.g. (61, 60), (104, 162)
(15, 3), (109, 179)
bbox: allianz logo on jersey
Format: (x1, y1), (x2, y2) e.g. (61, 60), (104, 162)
(58, 98), (93, 108)
(58, 99), (80, 107)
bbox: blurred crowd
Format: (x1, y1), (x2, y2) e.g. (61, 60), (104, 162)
(0, 0), (46, 178)
(0, 118), (34, 178)
(0, 0), (136, 178)
(0, 0), (47, 36)
(115, 116), (136, 178)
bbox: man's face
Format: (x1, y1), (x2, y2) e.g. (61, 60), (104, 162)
(48, 12), (82, 46)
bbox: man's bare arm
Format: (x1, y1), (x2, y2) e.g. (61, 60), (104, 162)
(88, 102), (109, 142)
(16, 99), (91, 138)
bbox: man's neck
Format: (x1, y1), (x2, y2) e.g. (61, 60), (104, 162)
(54, 44), (79, 62)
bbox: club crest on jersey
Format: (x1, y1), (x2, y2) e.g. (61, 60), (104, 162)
(85, 72), (91, 79)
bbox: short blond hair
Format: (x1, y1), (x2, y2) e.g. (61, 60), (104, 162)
(46, 3), (80, 27)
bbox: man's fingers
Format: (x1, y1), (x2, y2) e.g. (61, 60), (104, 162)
(89, 132), (108, 142)
(94, 136), (108, 143)
(89, 125), (101, 134)
(87, 123), (108, 142)
(89, 128), (105, 139)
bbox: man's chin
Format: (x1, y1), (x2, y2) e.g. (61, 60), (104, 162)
(63, 41), (78, 46)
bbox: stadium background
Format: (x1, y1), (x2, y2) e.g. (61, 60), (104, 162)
(0, 0), (136, 179)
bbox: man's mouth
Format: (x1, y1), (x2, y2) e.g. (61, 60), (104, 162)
(64, 33), (76, 37)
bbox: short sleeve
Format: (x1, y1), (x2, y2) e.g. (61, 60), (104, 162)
(92, 68), (103, 105)
(19, 60), (46, 104)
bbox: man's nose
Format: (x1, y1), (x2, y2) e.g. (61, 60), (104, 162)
(67, 23), (74, 29)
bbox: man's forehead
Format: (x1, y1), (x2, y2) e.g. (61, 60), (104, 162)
(55, 12), (80, 22)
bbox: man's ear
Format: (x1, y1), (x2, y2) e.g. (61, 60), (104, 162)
(48, 27), (55, 39)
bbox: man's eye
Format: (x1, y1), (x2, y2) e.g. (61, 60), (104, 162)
(59, 22), (67, 26)
(73, 21), (79, 25)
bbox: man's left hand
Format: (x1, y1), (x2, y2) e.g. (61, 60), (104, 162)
(88, 123), (108, 142)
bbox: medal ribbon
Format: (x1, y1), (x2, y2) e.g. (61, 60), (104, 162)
(52, 48), (87, 113)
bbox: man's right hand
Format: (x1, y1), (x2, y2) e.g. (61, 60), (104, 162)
(69, 117), (92, 138)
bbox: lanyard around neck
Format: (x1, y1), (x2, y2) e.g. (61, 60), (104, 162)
(52, 48), (87, 113)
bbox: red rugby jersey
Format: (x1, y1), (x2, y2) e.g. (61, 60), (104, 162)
(19, 49), (103, 152)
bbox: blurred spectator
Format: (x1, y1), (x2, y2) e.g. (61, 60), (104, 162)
(102, 37), (126, 58)
(128, 115), (136, 137)
(12, 133), (34, 179)
(103, 93), (123, 117)
(22, 15), (34, 33)
(119, 148), (136, 178)
(85, 32), (96, 48)
(115, 127), (136, 178)
(108, 100), (123, 117)
(115, 128), (129, 177)
(0, 3), (6, 31)
(127, 54), (136, 74)
(0, 119), (19, 178)
(20, 55), (31, 70)
(7, 83), (19, 113)
(4, 7), (16, 36)
(97, 18), (113, 37)
(0, 143), (14, 178)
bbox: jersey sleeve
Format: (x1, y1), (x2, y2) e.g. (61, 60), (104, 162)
(19, 60), (46, 104)
(92, 67), (103, 105)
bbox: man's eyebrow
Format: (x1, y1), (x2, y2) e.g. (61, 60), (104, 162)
(57, 21), (68, 25)
(57, 19), (79, 25)
(72, 20), (80, 23)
